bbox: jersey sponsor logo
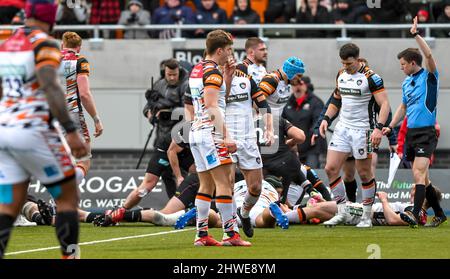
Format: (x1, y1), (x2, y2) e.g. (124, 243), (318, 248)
(205, 74), (222, 86)
(277, 96), (290, 104)
(0, 65), (26, 77)
(417, 148), (425, 154)
(371, 74), (383, 87)
(339, 87), (362, 95)
(259, 82), (273, 93)
(226, 93), (248, 103)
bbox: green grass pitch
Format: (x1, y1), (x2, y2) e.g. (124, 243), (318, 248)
(5, 222), (450, 259)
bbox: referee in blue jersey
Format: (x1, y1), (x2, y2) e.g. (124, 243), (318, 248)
(383, 17), (446, 228)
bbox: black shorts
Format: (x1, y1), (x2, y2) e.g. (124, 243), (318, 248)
(146, 150), (194, 176)
(175, 173), (200, 208)
(405, 126), (437, 162)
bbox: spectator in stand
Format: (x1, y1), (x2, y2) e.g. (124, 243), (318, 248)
(153, 0), (196, 39)
(118, 0), (151, 39)
(90, 0), (121, 38)
(369, 0), (410, 37)
(56, 0), (88, 25)
(296, 0), (331, 38)
(0, 0), (25, 24)
(229, 0), (260, 38)
(282, 76), (325, 168)
(264, 0), (296, 23)
(194, 0), (227, 38)
(140, 0), (161, 15)
(332, 0), (372, 37)
(435, 1), (450, 38)
(414, 8), (433, 37)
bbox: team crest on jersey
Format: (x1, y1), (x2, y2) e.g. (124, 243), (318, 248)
(357, 80), (362, 86)
(358, 148), (365, 155)
(256, 157), (261, 164)
(239, 82), (246, 89)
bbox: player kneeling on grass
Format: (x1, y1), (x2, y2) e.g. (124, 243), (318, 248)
(269, 184), (441, 228)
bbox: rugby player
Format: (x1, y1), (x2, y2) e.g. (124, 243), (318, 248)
(237, 37), (268, 84)
(0, 0), (87, 259)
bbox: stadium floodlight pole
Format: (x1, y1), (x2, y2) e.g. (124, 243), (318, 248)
(136, 77), (156, 169)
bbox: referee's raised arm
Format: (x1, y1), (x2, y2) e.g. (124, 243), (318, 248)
(411, 16), (437, 73)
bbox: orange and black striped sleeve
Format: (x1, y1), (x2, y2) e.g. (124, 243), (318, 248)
(367, 72), (385, 95)
(76, 56), (90, 76)
(257, 74), (278, 97)
(250, 77), (270, 112)
(203, 65), (223, 91)
(33, 39), (61, 70)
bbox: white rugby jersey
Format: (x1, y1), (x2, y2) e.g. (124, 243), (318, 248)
(225, 70), (257, 140)
(234, 180), (279, 210)
(239, 58), (267, 85)
(335, 65), (385, 129)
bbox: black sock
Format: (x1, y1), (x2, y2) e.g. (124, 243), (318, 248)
(315, 183), (332, 201)
(426, 184), (444, 217)
(123, 209), (142, 222)
(413, 184), (426, 219)
(55, 211), (79, 257)
(31, 212), (45, 225)
(0, 214), (15, 259)
(85, 212), (101, 223)
(345, 180), (358, 202)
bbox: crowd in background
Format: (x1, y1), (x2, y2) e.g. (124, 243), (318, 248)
(1, 0), (450, 38)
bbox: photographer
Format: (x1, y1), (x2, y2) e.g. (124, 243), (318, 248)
(118, 0), (150, 39)
(103, 59), (190, 223)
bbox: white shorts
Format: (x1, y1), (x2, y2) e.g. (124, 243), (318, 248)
(0, 126), (75, 185)
(189, 127), (232, 172)
(231, 139), (262, 170)
(328, 122), (372, 160)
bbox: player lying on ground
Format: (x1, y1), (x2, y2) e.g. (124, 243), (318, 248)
(269, 185), (441, 228)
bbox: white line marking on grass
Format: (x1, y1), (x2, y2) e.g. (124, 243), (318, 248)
(5, 228), (195, 256)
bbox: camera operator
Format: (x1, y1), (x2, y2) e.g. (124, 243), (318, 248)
(118, 0), (150, 39)
(102, 59), (191, 223)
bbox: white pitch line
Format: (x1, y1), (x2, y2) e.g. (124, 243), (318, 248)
(5, 228), (195, 256)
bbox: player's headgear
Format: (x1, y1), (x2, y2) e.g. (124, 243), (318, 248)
(265, 175), (283, 190)
(282, 56), (305, 80)
(25, 0), (57, 27)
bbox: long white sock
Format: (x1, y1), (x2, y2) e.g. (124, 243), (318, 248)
(216, 196), (235, 236)
(330, 177), (347, 204)
(195, 193), (212, 237)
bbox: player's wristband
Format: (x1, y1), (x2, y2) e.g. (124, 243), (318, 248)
(412, 32), (420, 37)
(323, 115), (331, 125)
(375, 122), (384, 130)
(61, 120), (77, 134)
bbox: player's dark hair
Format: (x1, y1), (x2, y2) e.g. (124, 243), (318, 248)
(339, 43), (360, 60)
(164, 58), (179, 70)
(245, 37), (264, 51)
(397, 48), (423, 67)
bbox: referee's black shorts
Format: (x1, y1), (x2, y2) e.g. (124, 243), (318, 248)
(405, 126), (437, 162)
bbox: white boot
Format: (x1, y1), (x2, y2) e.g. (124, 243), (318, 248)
(356, 205), (373, 228)
(324, 203), (349, 227)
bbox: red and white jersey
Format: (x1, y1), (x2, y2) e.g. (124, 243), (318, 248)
(59, 49), (90, 113)
(189, 60), (226, 131)
(0, 27), (61, 130)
